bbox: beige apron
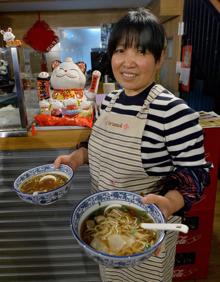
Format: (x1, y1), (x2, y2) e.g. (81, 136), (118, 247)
(88, 85), (180, 282)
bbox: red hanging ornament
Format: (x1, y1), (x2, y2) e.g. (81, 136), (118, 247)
(23, 15), (59, 53)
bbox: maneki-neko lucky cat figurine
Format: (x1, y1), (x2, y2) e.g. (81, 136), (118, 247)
(50, 57), (86, 101)
(35, 57), (99, 127)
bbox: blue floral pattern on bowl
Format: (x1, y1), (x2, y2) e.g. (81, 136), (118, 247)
(70, 190), (165, 268)
(14, 164), (74, 205)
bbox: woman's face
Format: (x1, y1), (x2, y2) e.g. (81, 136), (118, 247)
(111, 45), (163, 96)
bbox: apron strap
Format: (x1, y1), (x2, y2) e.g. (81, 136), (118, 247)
(105, 90), (123, 112)
(137, 84), (166, 118)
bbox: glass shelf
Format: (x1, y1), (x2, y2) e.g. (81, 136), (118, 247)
(0, 47), (40, 137)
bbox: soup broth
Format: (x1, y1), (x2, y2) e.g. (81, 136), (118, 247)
(80, 205), (157, 256)
(20, 172), (68, 194)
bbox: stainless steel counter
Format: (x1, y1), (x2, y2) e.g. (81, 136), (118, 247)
(0, 148), (101, 282)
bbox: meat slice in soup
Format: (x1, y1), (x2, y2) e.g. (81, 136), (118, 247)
(20, 172), (68, 194)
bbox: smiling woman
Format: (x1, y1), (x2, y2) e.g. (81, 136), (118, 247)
(54, 8), (211, 282)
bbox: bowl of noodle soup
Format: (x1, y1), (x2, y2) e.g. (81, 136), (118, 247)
(14, 164), (74, 205)
(70, 190), (165, 268)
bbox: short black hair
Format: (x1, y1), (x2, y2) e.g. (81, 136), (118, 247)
(107, 8), (166, 62)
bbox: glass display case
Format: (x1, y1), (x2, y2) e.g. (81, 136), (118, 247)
(0, 47), (39, 137)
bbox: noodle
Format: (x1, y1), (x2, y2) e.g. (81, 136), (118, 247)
(81, 206), (157, 256)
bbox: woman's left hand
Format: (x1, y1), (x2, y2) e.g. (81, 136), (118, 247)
(142, 190), (184, 219)
(142, 191), (184, 257)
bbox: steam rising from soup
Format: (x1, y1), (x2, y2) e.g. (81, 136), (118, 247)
(20, 172), (68, 194)
(80, 205), (157, 256)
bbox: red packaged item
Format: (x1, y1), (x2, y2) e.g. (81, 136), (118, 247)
(34, 113), (94, 128)
(89, 70), (101, 93)
(37, 72), (50, 100)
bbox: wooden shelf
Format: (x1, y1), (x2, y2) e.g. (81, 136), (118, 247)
(0, 128), (91, 151)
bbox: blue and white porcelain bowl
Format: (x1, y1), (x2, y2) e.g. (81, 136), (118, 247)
(14, 164), (74, 205)
(70, 190), (165, 268)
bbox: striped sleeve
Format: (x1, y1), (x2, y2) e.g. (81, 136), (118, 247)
(163, 95), (207, 168)
(142, 91), (211, 211)
(141, 92), (208, 176)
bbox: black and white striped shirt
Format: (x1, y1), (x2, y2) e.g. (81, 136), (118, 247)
(101, 84), (208, 176)
(100, 84), (210, 209)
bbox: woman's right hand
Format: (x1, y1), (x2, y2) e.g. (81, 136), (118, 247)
(53, 147), (88, 171)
